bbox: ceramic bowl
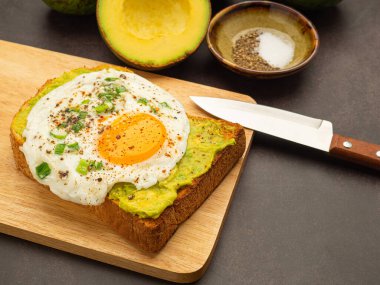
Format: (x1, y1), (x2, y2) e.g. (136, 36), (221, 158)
(207, 1), (319, 79)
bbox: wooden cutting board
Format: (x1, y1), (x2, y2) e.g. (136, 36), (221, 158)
(0, 40), (254, 283)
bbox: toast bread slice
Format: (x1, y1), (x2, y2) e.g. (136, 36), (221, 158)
(93, 122), (245, 252)
(10, 67), (246, 252)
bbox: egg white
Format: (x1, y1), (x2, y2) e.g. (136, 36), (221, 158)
(22, 69), (190, 205)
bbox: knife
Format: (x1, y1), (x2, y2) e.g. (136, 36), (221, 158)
(190, 96), (380, 170)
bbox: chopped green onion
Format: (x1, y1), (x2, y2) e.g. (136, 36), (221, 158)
(95, 161), (103, 170)
(76, 159), (89, 175)
(94, 101), (113, 114)
(159, 102), (171, 109)
(58, 122), (68, 128)
(54, 143), (66, 155)
(72, 121), (84, 133)
(36, 162), (51, 179)
(103, 86), (115, 93)
(50, 129), (67, 139)
(94, 104), (108, 113)
(103, 85), (113, 91)
(102, 84), (123, 97)
(104, 100), (113, 109)
(67, 142), (80, 151)
(115, 85), (126, 93)
(69, 107), (80, 113)
(105, 77), (119, 82)
(150, 105), (157, 114)
(78, 111), (88, 119)
(137, 98), (148, 105)
(98, 93), (114, 101)
(89, 160), (103, 171)
(81, 99), (90, 105)
(76, 159), (102, 175)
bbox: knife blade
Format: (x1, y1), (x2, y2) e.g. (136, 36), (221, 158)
(190, 96), (380, 169)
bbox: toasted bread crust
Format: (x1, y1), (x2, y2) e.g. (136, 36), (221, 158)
(93, 123), (245, 252)
(11, 114), (245, 252)
(10, 66), (246, 253)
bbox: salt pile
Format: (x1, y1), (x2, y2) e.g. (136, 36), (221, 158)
(232, 27), (295, 70)
(256, 30), (295, 69)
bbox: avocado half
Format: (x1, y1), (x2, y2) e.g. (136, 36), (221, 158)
(96, 0), (211, 70)
(275, 0), (343, 10)
(42, 0), (96, 15)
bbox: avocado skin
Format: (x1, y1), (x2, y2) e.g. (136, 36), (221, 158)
(42, 0), (96, 15)
(275, 0), (343, 10)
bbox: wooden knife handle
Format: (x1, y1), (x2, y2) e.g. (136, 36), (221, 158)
(330, 134), (380, 169)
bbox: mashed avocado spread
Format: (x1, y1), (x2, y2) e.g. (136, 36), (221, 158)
(109, 117), (235, 218)
(13, 67), (236, 219)
(12, 66), (111, 139)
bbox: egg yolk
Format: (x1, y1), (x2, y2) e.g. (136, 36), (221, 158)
(98, 113), (167, 165)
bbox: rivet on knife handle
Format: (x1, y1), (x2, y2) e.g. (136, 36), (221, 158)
(329, 134), (380, 169)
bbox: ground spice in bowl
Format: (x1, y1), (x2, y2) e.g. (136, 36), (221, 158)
(232, 28), (295, 71)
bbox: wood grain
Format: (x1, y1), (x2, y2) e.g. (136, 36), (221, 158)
(0, 40), (255, 283)
(330, 134), (380, 170)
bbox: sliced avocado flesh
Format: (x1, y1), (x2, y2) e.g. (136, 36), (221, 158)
(97, 0), (211, 69)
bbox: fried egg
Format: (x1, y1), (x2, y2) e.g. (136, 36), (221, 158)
(22, 68), (190, 205)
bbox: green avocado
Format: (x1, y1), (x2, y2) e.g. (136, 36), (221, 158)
(42, 0), (96, 15)
(97, 0), (211, 70)
(275, 0), (343, 10)
(109, 118), (235, 219)
(12, 67), (96, 140)
(13, 67), (235, 219)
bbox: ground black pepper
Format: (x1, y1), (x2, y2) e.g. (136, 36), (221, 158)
(232, 30), (279, 71)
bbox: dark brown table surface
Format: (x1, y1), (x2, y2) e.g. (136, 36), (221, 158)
(1, 0), (379, 284)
